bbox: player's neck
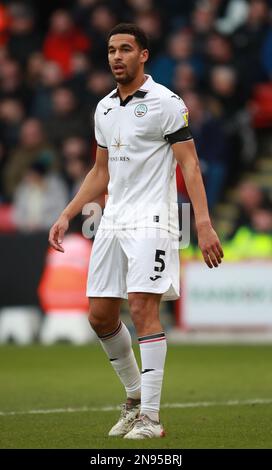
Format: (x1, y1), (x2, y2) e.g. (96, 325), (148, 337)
(117, 73), (147, 101)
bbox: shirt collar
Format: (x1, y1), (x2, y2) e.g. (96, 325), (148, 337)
(109, 74), (154, 99)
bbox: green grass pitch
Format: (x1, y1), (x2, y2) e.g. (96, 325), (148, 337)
(0, 343), (272, 449)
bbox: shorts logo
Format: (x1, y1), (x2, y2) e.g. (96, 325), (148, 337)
(134, 104), (147, 117)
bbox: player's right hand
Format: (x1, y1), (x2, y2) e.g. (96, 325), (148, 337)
(48, 214), (69, 252)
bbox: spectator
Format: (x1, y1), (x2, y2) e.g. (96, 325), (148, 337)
(61, 136), (91, 197)
(30, 60), (64, 120)
(26, 52), (45, 88)
(226, 214), (272, 258)
(85, 69), (114, 110)
(13, 160), (68, 232)
(149, 29), (203, 88)
(135, 10), (164, 58)
(66, 52), (92, 103)
(86, 4), (118, 68)
(191, 1), (217, 56)
(204, 32), (237, 79)
(232, 0), (270, 88)
(230, 181), (271, 236)
(7, 2), (42, 66)
(70, 51), (91, 77)
(209, 65), (242, 117)
(3, 118), (58, 199)
(74, 0), (123, 32)
(44, 86), (90, 148)
(43, 9), (91, 78)
(0, 97), (25, 149)
(172, 63), (199, 95)
(208, 65), (257, 174)
(126, 0), (155, 14)
(251, 208), (272, 234)
(73, 0), (101, 31)
(183, 90), (231, 208)
(0, 58), (30, 108)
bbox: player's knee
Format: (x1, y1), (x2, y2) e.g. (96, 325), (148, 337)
(88, 310), (106, 332)
(129, 293), (161, 332)
(129, 294), (150, 325)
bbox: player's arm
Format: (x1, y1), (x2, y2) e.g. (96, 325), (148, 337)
(172, 139), (224, 268)
(49, 146), (109, 252)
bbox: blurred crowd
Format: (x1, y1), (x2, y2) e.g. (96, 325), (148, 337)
(0, 0), (271, 235)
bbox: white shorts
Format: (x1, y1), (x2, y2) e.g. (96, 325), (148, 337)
(86, 228), (180, 301)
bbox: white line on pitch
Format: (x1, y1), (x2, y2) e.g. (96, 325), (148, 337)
(0, 398), (272, 417)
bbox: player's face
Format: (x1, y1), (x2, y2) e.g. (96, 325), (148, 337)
(108, 34), (148, 84)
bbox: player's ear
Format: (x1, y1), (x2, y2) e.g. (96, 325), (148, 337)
(140, 49), (149, 64)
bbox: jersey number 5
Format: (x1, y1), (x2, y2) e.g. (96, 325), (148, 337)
(154, 249), (166, 272)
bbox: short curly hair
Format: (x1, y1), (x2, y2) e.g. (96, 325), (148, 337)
(108, 23), (149, 50)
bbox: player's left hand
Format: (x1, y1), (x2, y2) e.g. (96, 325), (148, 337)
(197, 221), (224, 268)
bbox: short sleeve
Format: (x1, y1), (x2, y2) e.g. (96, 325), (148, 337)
(160, 94), (189, 137)
(94, 107), (107, 148)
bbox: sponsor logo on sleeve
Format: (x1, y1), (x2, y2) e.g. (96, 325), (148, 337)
(182, 110), (189, 127)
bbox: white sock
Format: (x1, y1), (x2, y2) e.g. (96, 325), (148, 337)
(138, 332), (167, 422)
(98, 322), (141, 400)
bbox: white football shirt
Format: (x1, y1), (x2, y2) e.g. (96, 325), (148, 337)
(94, 74), (191, 235)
